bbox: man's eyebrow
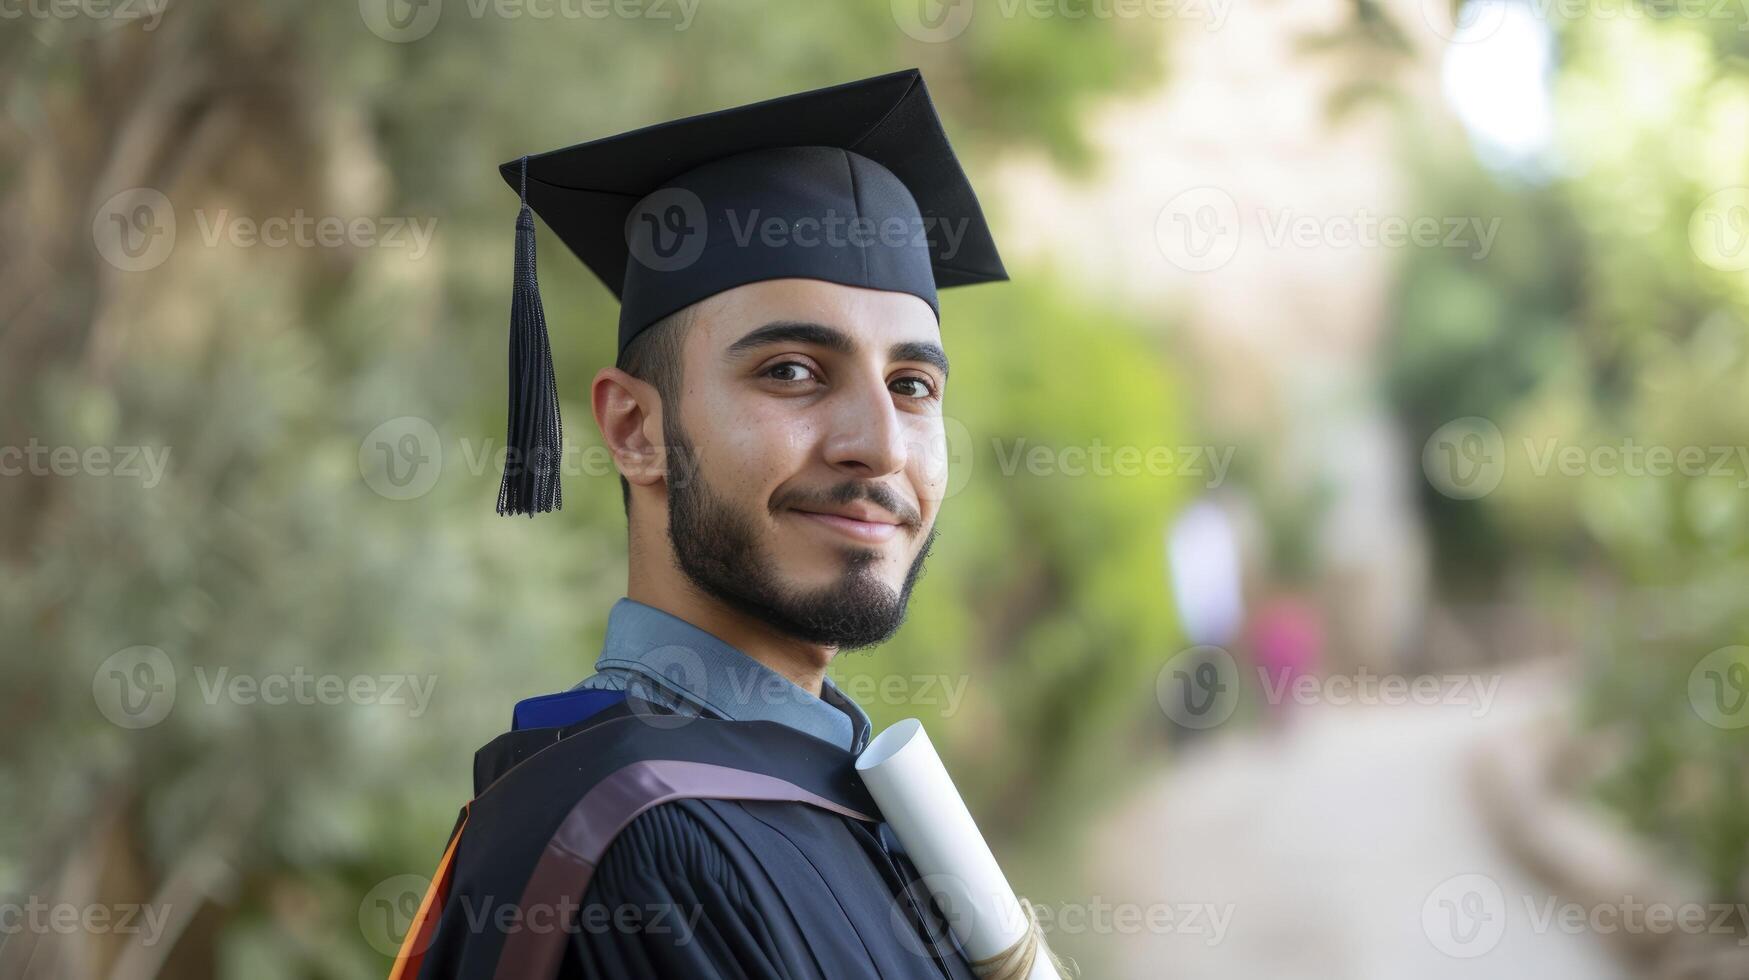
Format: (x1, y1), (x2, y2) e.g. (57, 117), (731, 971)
(890, 340), (949, 379)
(725, 321), (949, 378)
(725, 321), (854, 357)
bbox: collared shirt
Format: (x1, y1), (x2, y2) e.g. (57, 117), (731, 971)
(572, 598), (871, 753)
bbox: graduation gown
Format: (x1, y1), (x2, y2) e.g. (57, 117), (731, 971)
(391, 694), (978, 979)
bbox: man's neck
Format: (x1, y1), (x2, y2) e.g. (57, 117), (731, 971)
(625, 579), (836, 697)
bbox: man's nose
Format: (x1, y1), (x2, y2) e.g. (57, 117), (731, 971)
(820, 375), (908, 479)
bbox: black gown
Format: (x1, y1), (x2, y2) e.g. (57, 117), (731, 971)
(394, 694), (978, 979)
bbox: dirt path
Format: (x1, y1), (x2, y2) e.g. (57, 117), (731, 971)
(1090, 673), (1630, 978)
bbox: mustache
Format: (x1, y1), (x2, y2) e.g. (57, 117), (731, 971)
(775, 481), (923, 529)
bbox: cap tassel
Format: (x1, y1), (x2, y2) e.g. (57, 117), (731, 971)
(497, 156), (564, 516)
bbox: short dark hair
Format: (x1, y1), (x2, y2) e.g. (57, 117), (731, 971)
(614, 305), (695, 516)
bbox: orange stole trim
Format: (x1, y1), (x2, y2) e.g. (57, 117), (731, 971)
(388, 804), (470, 980)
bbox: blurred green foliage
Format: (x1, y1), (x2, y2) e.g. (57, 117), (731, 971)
(0, 3), (1179, 976)
(1385, 11), (1749, 903)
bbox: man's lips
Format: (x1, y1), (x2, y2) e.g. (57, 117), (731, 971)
(787, 507), (905, 543)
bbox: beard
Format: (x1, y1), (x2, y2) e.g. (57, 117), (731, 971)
(663, 417), (936, 650)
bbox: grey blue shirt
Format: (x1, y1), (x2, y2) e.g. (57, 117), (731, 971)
(573, 598), (871, 753)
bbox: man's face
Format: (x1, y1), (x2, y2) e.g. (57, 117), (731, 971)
(661, 277), (949, 649)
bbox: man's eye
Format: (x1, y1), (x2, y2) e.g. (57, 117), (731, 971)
(764, 361), (817, 384)
(891, 376), (936, 399)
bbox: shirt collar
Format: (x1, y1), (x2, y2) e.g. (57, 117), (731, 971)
(589, 597), (870, 752)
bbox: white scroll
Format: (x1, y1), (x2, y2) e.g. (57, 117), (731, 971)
(855, 718), (1064, 980)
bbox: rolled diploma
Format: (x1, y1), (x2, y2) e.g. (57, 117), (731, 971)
(855, 718), (1062, 980)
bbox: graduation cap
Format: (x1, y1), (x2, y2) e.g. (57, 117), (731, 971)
(494, 68), (1008, 516)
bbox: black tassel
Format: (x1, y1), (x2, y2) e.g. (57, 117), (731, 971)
(497, 156), (564, 516)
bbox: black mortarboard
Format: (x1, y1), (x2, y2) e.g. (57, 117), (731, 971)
(493, 68), (1007, 516)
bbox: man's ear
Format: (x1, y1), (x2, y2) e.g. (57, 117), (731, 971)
(592, 367), (665, 488)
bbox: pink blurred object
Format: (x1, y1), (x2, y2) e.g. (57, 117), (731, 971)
(1248, 595), (1325, 717)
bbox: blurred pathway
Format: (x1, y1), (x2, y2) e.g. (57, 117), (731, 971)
(1093, 667), (1630, 979)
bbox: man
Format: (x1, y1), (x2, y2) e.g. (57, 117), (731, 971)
(392, 69), (1009, 979)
